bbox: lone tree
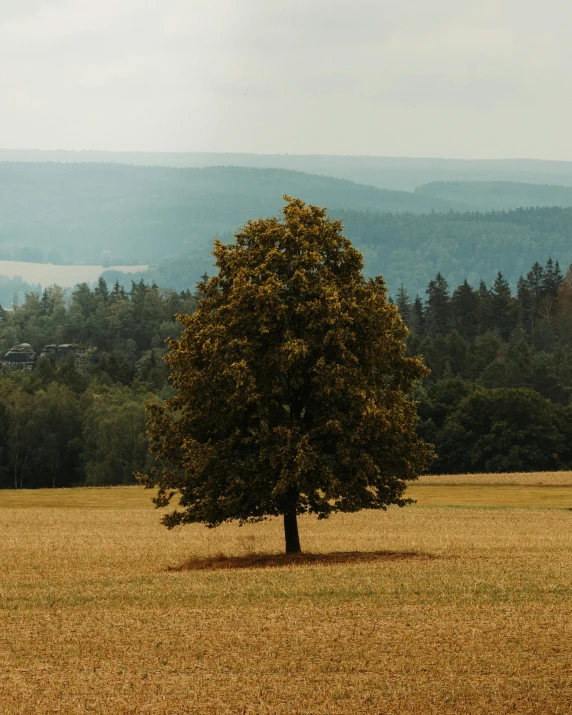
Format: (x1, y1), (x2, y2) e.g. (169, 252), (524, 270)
(139, 197), (432, 553)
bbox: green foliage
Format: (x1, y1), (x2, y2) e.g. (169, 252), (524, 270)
(0, 372), (158, 489)
(399, 258), (572, 473)
(425, 273), (451, 336)
(341, 207), (572, 297)
(0, 279), (196, 361)
(435, 388), (567, 473)
(83, 386), (154, 486)
(0, 278), (196, 488)
(0, 401), (10, 488)
(140, 197), (432, 553)
(0, 379), (82, 488)
(1, 203), (572, 490)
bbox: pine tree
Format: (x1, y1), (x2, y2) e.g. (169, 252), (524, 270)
(451, 280), (479, 340)
(491, 272), (515, 340)
(94, 277), (110, 302)
(425, 273), (451, 336)
(543, 258), (563, 299)
(516, 276), (530, 332)
(476, 280), (493, 334)
(396, 284), (412, 327)
(540, 258), (564, 324)
(526, 262), (545, 333)
(111, 280), (126, 302)
(410, 295), (425, 336)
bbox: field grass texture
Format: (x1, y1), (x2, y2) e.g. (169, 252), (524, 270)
(0, 475), (571, 714)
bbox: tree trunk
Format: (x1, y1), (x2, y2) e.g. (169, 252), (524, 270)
(283, 510), (301, 554)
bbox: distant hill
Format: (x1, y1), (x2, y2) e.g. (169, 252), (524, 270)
(0, 162), (463, 264)
(415, 181), (572, 211)
(107, 206), (572, 299)
(343, 207), (572, 296)
(3, 160), (572, 300)
(3, 149), (572, 191)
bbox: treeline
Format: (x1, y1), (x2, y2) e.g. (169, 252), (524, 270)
(394, 258), (572, 473)
(0, 278), (197, 387)
(2, 259), (572, 488)
(0, 279), (197, 488)
(0, 379), (153, 489)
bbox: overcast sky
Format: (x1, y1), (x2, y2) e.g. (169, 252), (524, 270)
(1, 0), (571, 159)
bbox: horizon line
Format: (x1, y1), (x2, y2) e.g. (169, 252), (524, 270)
(0, 148), (572, 164)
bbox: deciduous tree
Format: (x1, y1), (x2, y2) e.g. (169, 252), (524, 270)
(139, 197), (432, 553)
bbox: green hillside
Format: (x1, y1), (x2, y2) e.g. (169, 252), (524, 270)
(415, 181), (572, 211)
(343, 207), (572, 296)
(107, 206), (572, 299)
(0, 162), (461, 265)
(2, 161), (572, 300)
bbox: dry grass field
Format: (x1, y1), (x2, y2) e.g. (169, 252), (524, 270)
(0, 475), (571, 714)
(417, 471), (572, 486)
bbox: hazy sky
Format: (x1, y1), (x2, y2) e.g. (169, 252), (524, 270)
(1, 0), (571, 159)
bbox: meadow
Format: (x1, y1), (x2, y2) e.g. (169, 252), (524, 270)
(0, 260), (148, 289)
(0, 473), (570, 714)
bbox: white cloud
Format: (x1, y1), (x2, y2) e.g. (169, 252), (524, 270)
(0, 0), (137, 52)
(0, 0), (571, 157)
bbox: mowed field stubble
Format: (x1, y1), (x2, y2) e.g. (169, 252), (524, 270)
(0, 473), (571, 714)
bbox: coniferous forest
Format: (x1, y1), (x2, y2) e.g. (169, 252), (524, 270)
(399, 258), (572, 473)
(1, 256), (572, 488)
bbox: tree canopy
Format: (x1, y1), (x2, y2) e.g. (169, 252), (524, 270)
(139, 197), (432, 553)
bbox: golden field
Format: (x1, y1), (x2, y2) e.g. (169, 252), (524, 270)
(0, 475), (571, 714)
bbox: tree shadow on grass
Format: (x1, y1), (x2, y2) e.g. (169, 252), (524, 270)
(168, 550), (438, 572)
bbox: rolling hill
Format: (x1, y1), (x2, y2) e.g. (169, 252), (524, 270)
(4, 149), (572, 191)
(2, 160), (572, 300)
(0, 162), (463, 265)
(415, 181), (572, 211)
(106, 206), (572, 299)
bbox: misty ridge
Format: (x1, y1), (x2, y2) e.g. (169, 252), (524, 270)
(0, 161), (461, 263)
(5, 149), (572, 190)
(2, 156), (572, 302)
